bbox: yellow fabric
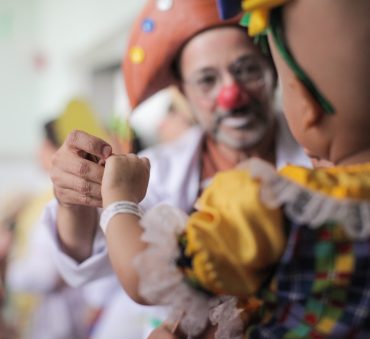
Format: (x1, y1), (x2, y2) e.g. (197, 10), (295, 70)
(242, 0), (290, 35)
(279, 162), (370, 201)
(316, 317), (336, 334)
(13, 189), (54, 258)
(248, 8), (270, 36)
(54, 99), (109, 145)
(185, 170), (285, 297)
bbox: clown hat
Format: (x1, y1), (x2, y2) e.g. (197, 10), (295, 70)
(54, 98), (110, 145)
(123, 0), (242, 109)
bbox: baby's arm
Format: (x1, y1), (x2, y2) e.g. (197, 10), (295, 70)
(101, 153), (150, 304)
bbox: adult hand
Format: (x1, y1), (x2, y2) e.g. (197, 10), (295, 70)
(50, 130), (112, 208)
(102, 154), (150, 206)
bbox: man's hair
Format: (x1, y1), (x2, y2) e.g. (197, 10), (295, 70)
(43, 119), (59, 148)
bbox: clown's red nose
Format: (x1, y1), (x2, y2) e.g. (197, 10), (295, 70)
(216, 84), (249, 110)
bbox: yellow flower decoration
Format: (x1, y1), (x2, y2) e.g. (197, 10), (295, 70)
(241, 0), (290, 35)
(280, 163), (370, 200)
(129, 46), (145, 64)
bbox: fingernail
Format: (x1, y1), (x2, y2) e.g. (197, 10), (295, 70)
(102, 145), (112, 159)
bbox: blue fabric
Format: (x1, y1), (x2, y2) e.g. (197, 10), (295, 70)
(216, 0), (241, 20)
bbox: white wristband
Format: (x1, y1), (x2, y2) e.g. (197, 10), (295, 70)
(100, 201), (143, 234)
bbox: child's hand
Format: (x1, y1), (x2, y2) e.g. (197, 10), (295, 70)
(101, 154), (150, 207)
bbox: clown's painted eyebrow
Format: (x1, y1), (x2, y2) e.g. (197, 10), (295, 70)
(193, 54), (261, 75)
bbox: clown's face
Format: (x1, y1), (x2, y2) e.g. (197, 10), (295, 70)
(180, 26), (276, 150)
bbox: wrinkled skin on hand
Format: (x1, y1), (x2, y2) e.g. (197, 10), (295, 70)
(50, 130), (112, 208)
(102, 154), (150, 206)
(0, 320), (17, 339)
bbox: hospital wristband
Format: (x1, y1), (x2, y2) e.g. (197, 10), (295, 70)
(100, 201), (143, 234)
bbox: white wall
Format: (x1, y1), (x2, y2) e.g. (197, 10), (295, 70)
(37, 0), (145, 116)
(0, 0), (41, 158)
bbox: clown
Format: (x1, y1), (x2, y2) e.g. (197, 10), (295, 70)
(146, 0), (370, 337)
(43, 0), (310, 338)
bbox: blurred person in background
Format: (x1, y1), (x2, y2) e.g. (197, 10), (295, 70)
(0, 193), (31, 339)
(4, 99), (116, 339)
(129, 86), (196, 149)
(109, 115), (144, 154)
(157, 87), (196, 144)
(42, 0), (310, 337)
(5, 98), (161, 339)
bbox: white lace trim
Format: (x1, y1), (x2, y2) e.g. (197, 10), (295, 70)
(134, 204), (244, 338)
(246, 158), (370, 239)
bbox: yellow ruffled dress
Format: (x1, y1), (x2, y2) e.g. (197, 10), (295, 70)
(135, 159), (370, 338)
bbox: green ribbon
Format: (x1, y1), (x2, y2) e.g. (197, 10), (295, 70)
(240, 8), (335, 114)
(270, 8), (334, 113)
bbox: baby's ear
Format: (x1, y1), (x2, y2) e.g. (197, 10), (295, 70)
(289, 75), (324, 130)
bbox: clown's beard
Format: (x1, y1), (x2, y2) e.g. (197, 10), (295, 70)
(210, 104), (271, 150)
(213, 122), (269, 150)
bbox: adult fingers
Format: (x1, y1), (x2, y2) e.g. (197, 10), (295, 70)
(52, 169), (103, 207)
(52, 151), (105, 185)
(65, 130), (112, 160)
(53, 186), (102, 208)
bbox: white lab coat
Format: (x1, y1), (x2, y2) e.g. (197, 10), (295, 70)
(5, 189), (89, 339)
(42, 113), (310, 338)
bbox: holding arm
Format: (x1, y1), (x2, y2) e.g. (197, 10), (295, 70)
(101, 154), (286, 338)
(50, 130), (112, 262)
(101, 153), (151, 304)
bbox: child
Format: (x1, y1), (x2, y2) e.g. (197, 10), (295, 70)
(101, 0), (370, 337)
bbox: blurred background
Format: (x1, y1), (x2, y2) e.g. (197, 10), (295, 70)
(0, 3), (198, 337)
(0, 0), (149, 198)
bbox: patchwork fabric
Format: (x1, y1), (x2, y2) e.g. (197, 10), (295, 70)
(238, 159), (370, 338)
(247, 221), (370, 338)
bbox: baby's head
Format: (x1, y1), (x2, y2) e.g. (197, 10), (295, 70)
(221, 0), (370, 165)
(270, 0), (370, 165)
